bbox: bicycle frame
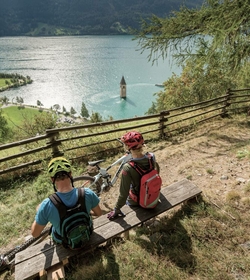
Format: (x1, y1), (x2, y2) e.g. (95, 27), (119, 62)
(90, 151), (132, 193)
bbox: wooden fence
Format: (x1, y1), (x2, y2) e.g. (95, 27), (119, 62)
(0, 88), (250, 177)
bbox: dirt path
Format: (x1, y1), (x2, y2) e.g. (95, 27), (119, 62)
(99, 117), (250, 213)
(0, 116), (249, 279)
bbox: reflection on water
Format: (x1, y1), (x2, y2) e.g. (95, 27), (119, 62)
(0, 36), (181, 120)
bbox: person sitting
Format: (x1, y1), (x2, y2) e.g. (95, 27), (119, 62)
(31, 157), (102, 248)
(107, 131), (160, 219)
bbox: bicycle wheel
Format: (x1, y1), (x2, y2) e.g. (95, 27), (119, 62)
(73, 176), (101, 195)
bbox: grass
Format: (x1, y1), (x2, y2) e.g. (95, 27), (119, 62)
(1, 115), (250, 279)
(236, 149), (250, 159)
(1, 168), (250, 280)
(1, 105), (46, 128)
(64, 198), (250, 280)
(0, 78), (11, 88)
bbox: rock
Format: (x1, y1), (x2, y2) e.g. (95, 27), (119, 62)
(236, 177), (246, 183)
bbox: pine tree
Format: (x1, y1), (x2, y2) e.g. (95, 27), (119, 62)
(80, 102), (89, 118)
(135, 0), (250, 74)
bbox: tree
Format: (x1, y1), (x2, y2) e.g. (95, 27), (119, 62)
(0, 109), (12, 143)
(145, 101), (157, 115)
(70, 107), (76, 117)
(135, 0), (250, 110)
(62, 106), (67, 114)
(135, 0), (250, 74)
(37, 100), (43, 108)
(53, 104), (61, 112)
(90, 112), (103, 123)
(80, 102), (89, 118)
(14, 111), (57, 138)
(1, 96), (9, 105)
(16, 96), (24, 107)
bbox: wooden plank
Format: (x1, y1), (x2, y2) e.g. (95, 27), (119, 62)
(15, 179), (201, 280)
(46, 262), (65, 280)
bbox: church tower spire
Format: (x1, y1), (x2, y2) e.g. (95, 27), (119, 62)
(120, 76), (126, 99)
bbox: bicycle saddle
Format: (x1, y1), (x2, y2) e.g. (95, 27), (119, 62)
(88, 159), (105, 166)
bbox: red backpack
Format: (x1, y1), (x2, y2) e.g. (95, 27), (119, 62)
(129, 153), (162, 208)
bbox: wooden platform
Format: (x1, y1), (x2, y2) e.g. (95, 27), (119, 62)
(15, 178), (201, 280)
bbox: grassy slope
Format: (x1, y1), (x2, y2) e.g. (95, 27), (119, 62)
(1, 105), (48, 128)
(0, 116), (250, 280)
(0, 79), (10, 87)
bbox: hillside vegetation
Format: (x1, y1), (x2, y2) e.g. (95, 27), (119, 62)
(0, 0), (203, 36)
(0, 115), (250, 279)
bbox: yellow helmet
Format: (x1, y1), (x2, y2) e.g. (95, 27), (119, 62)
(48, 157), (71, 177)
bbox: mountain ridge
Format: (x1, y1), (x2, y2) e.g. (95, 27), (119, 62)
(0, 0), (204, 36)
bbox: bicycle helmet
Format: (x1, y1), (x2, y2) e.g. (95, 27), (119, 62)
(120, 131), (144, 150)
(48, 157), (72, 178)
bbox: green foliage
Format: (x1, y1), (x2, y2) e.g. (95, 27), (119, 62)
(0, 109), (12, 143)
(148, 55), (236, 110)
(90, 112), (103, 123)
(138, 1), (250, 112)
(66, 197), (250, 280)
(0, 96), (9, 105)
(135, 0), (250, 73)
(1, 106), (57, 140)
(80, 102), (89, 118)
(16, 96), (24, 106)
(37, 100), (43, 107)
(70, 106), (76, 116)
(14, 111), (57, 138)
(0, 73), (32, 92)
(52, 104), (60, 112)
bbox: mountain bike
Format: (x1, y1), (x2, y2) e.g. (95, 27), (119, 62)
(0, 143), (131, 273)
(0, 227), (51, 273)
(73, 149), (132, 195)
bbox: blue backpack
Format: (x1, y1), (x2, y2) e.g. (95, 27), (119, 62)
(49, 188), (93, 249)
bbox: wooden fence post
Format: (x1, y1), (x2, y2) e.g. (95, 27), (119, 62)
(221, 88), (232, 118)
(45, 130), (63, 158)
(159, 111), (169, 138)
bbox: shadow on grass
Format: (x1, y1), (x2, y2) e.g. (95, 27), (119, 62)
(66, 246), (121, 280)
(0, 170), (41, 191)
(134, 196), (207, 274)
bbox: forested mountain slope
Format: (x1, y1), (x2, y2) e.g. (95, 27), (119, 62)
(0, 0), (204, 36)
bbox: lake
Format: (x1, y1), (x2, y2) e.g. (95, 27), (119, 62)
(0, 35), (181, 120)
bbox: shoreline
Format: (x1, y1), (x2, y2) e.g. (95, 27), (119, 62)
(1, 103), (83, 124)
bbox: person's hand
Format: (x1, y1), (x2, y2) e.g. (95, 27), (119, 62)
(107, 208), (125, 220)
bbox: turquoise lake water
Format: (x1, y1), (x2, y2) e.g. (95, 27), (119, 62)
(0, 35), (181, 120)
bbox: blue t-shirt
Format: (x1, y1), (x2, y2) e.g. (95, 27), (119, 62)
(35, 187), (100, 242)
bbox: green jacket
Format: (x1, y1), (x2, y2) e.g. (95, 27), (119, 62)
(115, 153), (160, 210)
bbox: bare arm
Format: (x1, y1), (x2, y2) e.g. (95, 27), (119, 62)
(91, 204), (102, 217)
(31, 220), (46, 238)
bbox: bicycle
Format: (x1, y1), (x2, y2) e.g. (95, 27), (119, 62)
(0, 142), (131, 273)
(0, 227), (51, 273)
(73, 147), (132, 195)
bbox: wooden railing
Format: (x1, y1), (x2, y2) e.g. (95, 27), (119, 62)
(1, 88), (250, 177)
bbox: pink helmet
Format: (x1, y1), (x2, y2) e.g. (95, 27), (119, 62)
(121, 131), (144, 149)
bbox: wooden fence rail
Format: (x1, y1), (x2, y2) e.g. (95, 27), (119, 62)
(0, 88), (250, 177)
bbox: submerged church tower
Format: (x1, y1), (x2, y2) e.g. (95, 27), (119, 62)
(120, 76), (126, 99)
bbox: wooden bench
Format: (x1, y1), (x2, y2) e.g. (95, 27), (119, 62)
(15, 178), (201, 280)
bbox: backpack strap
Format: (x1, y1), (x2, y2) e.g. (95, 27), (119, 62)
(49, 188), (88, 239)
(49, 188), (86, 213)
(49, 192), (67, 219)
(129, 153), (154, 176)
(77, 187), (87, 213)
